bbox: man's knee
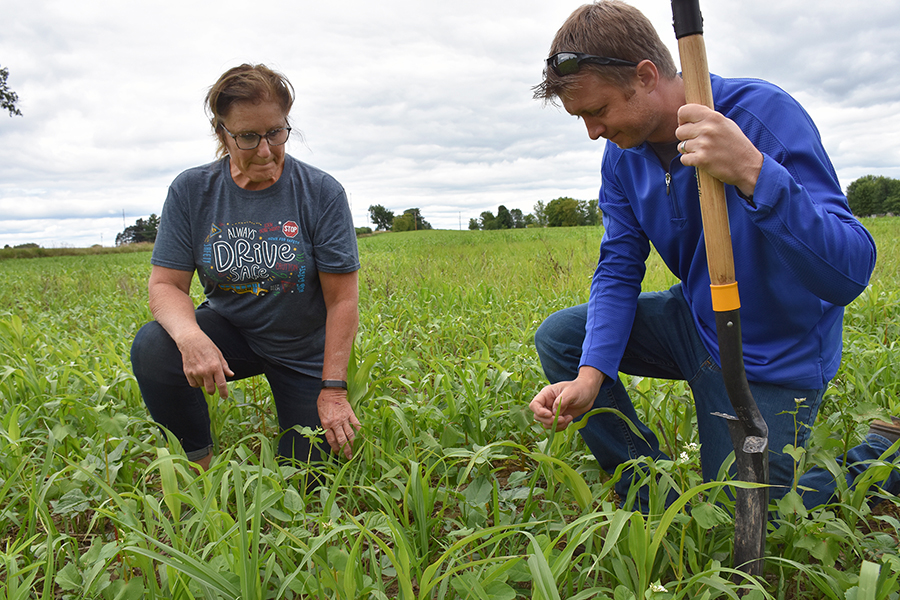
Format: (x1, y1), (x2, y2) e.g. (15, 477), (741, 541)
(535, 305), (586, 359)
(534, 314), (558, 360)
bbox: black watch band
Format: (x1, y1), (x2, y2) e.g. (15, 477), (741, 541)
(321, 379), (348, 390)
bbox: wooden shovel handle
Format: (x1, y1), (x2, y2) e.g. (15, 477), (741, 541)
(678, 34), (736, 289)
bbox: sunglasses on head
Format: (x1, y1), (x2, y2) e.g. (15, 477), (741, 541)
(546, 52), (639, 76)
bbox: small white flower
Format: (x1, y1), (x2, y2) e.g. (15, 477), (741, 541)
(650, 582), (667, 593)
(679, 452), (690, 462)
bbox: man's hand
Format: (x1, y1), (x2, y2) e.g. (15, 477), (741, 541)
(318, 389), (362, 459)
(529, 367), (604, 431)
(676, 104), (763, 199)
(177, 329), (234, 398)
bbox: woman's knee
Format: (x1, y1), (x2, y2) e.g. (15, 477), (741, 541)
(131, 322), (181, 381)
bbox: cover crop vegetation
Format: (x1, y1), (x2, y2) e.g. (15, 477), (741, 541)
(0, 220), (898, 599)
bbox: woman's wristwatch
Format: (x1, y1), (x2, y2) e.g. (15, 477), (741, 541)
(321, 379), (348, 390)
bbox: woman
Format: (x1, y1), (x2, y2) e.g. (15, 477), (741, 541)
(131, 64), (361, 470)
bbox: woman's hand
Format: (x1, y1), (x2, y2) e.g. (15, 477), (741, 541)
(318, 388), (361, 459)
(148, 265), (234, 397)
(176, 328), (234, 398)
(318, 270), (361, 458)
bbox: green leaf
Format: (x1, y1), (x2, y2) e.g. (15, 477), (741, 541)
(809, 537), (840, 566)
(464, 476), (493, 506)
(781, 443), (806, 462)
(51, 488), (92, 516)
(856, 560), (879, 600)
(691, 502), (731, 529)
(614, 584), (638, 600)
(97, 412), (128, 437)
(526, 537), (561, 600)
(776, 489), (808, 519)
(450, 573), (517, 600)
(528, 452), (592, 510)
(55, 562), (82, 592)
(153, 448), (181, 521)
(510, 404), (534, 431)
(104, 578), (145, 600)
(50, 422), (77, 442)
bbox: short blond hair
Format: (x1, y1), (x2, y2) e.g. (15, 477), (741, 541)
(534, 1), (677, 102)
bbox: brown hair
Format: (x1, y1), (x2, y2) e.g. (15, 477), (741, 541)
(533, 1), (677, 103)
(205, 63), (295, 158)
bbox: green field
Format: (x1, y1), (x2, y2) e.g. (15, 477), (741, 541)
(0, 220), (898, 599)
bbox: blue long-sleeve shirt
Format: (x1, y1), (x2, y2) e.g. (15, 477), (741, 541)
(580, 75), (876, 390)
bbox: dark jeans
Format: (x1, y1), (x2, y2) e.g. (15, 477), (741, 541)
(535, 284), (898, 511)
(131, 304), (323, 463)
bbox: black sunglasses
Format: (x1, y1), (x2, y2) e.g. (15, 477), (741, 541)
(546, 52), (639, 76)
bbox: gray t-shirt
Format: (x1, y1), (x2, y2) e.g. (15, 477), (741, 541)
(152, 154), (360, 376)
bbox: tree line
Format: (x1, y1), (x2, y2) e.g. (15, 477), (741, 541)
(367, 206), (433, 232)
(114, 174), (888, 247)
(116, 215), (159, 246)
(847, 175), (900, 217)
(470, 197), (599, 230)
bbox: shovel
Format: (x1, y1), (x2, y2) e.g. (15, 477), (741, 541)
(671, 0), (769, 579)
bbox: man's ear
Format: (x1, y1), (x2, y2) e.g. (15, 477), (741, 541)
(634, 59), (660, 92)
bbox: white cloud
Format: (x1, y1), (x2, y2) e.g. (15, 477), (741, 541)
(1, 0), (897, 247)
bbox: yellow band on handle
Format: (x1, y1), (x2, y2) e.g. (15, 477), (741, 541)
(711, 282), (741, 312)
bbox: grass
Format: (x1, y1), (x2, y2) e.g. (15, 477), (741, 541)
(0, 242), (155, 261)
(0, 218), (898, 598)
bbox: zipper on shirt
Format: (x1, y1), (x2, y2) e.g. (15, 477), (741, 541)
(665, 172), (671, 195)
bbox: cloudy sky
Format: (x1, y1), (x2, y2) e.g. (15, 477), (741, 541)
(2, 0), (898, 248)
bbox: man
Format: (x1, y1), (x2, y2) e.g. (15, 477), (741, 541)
(529, 0), (898, 511)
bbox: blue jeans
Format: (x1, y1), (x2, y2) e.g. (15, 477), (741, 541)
(131, 304), (323, 463)
(535, 284), (898, 510)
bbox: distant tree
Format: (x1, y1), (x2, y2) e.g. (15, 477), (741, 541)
(393, 208), (431, 232)
(116, 214), (160, 245)
(471, 206), (528, 230)
(1, 67), (22, 117)
(368, 204), (395, 231)
(494, 205), (514, 230)
(846, 175), (900, 217)
(393, 214), (413, 232)
(510, 208), (525, 229)
(14, 242), (39, 249)
(532, 200), (548, 227)
(847, 175), (879, 216)
(579, 199), (600, 225)
(355, 226), (373, 236)
(412, 208), (432, 230)
(541, 197), (601, 227)
(545, 197), (582, 227)
(888, 189), (900, 215)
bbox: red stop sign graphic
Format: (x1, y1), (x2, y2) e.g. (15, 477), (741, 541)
(283, 221), (299, 238)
